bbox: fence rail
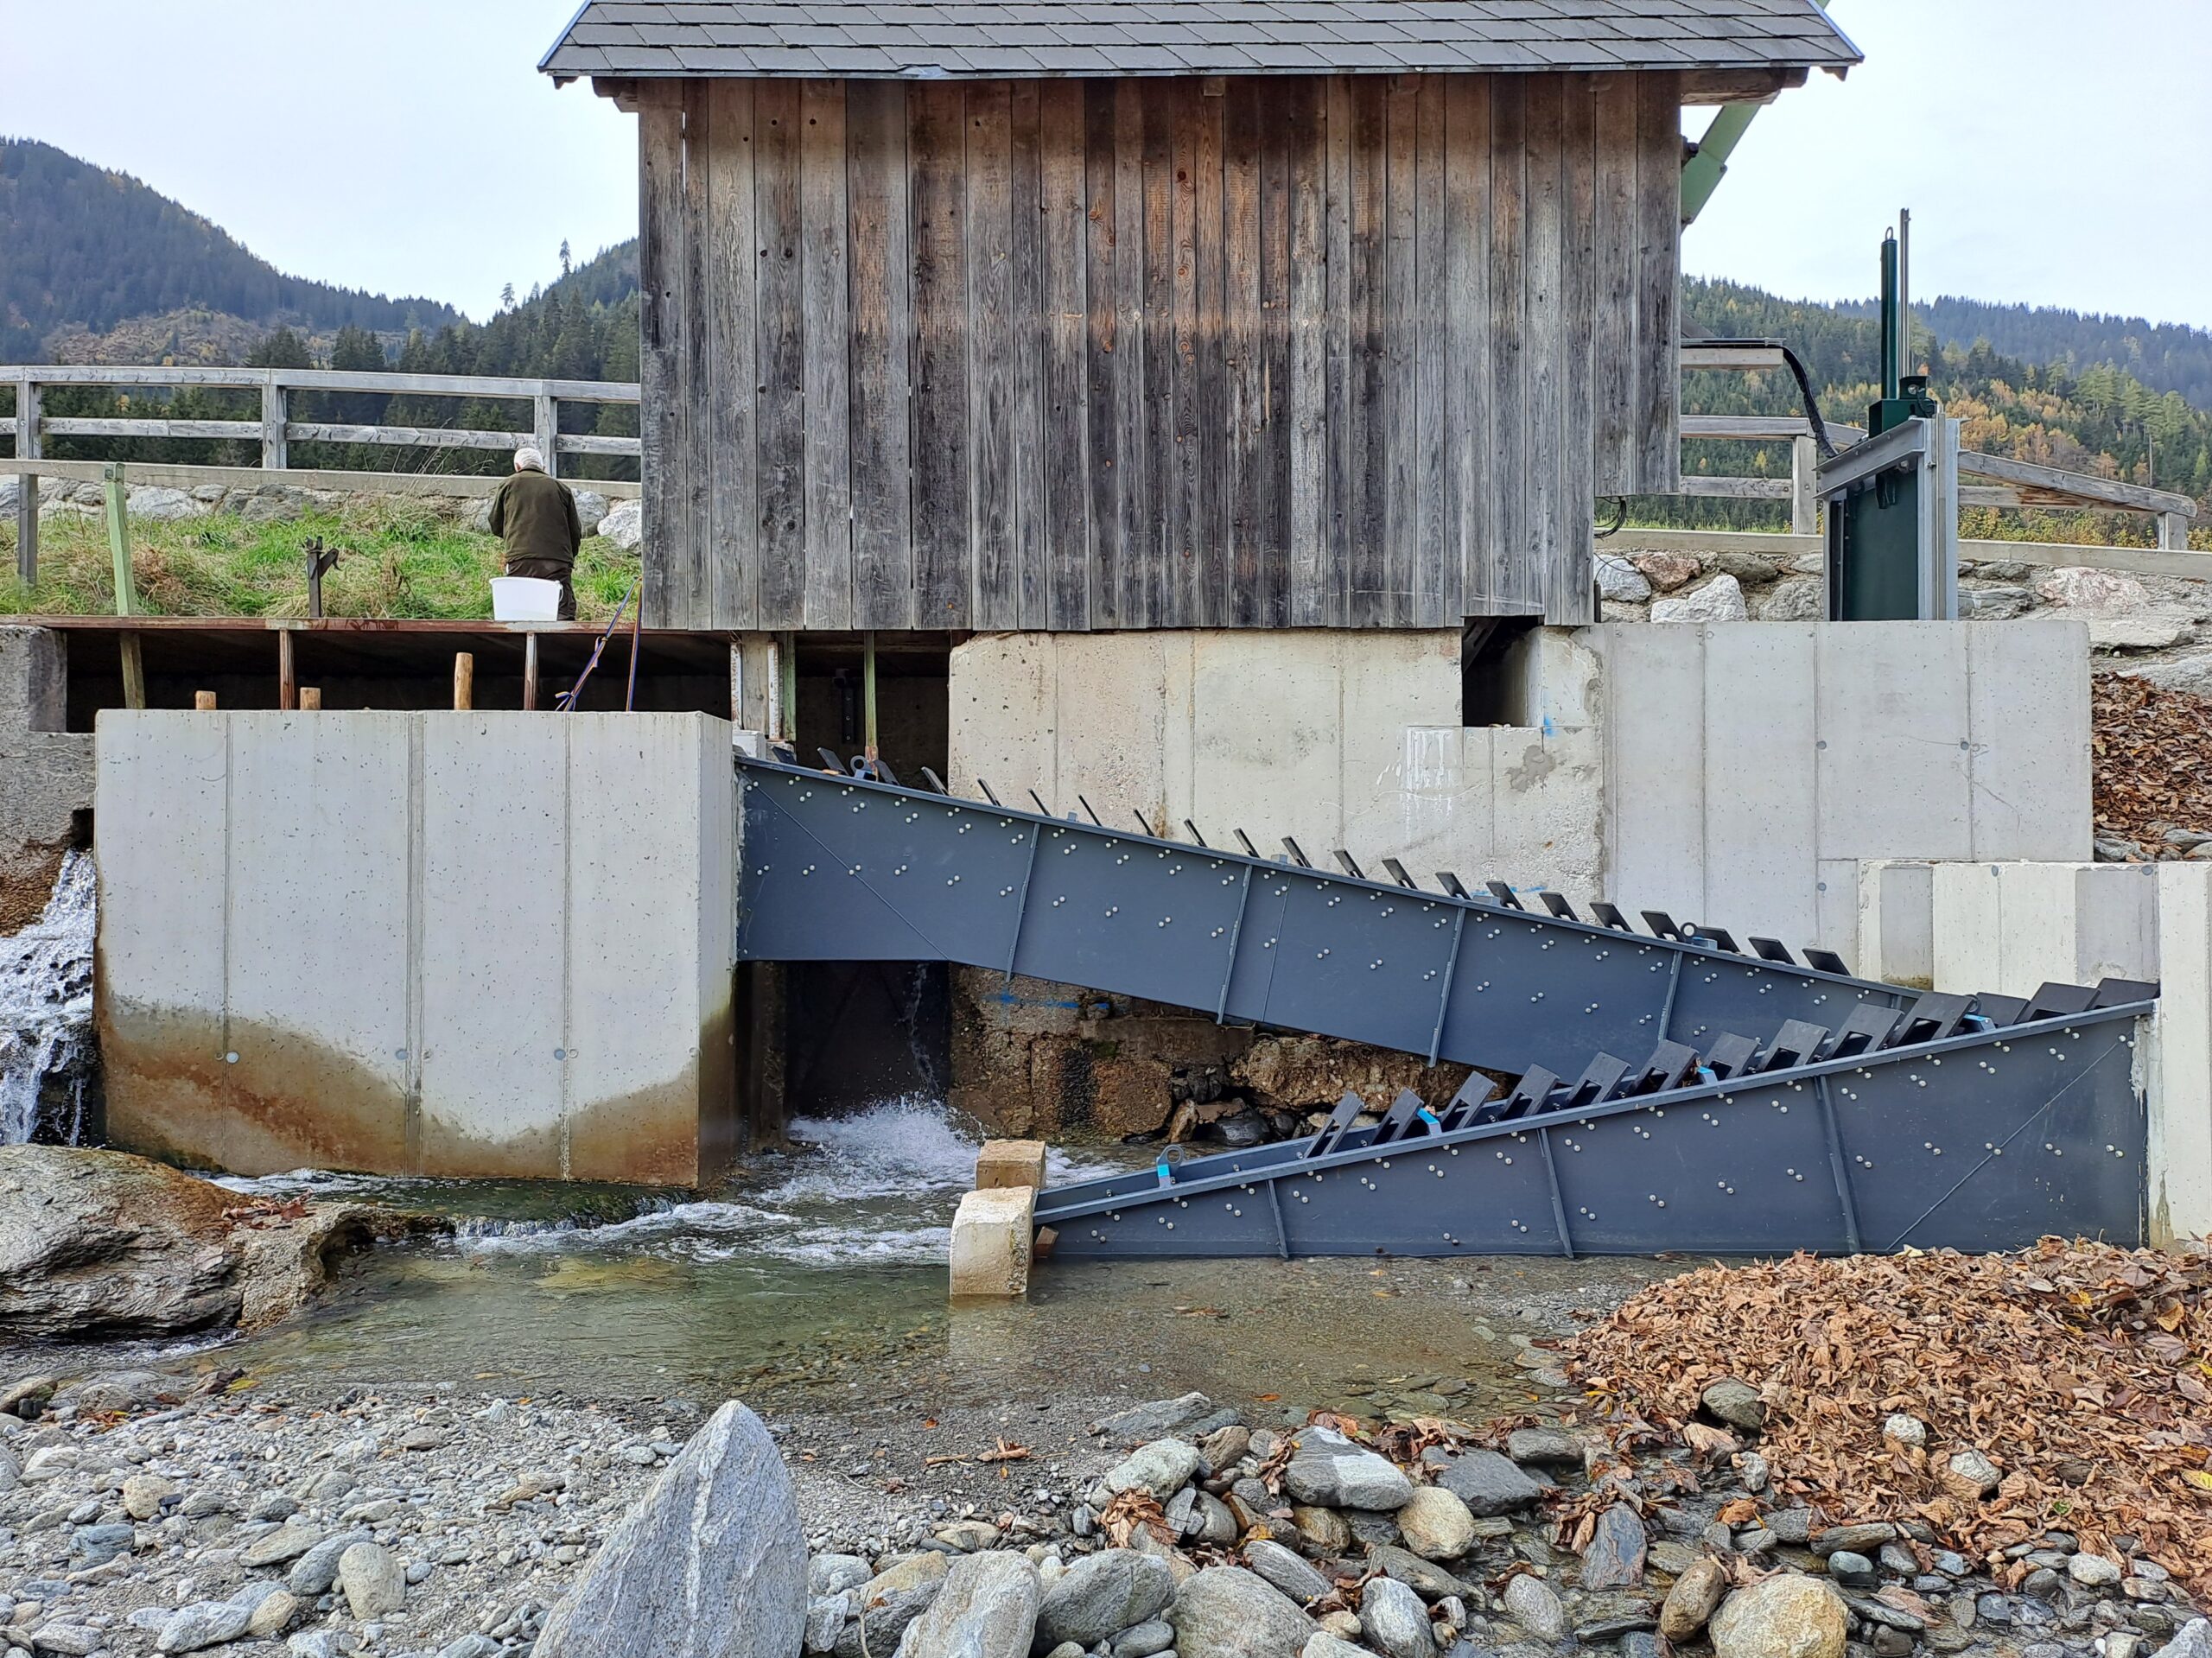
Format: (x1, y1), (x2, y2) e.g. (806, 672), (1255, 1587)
(5, 360), (2202, 595)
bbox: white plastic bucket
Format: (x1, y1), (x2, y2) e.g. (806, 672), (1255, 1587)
(490, 576), (562, 621)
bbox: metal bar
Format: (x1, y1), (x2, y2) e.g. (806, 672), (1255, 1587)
(1001, 825), (1043, 982)
(1183, 820), (1208, 848)
(1266, 1177), (1290, 1261)
(1815, 1075), (1862, 1253)
(776, 632), (798, 740)
(1537, 1127), (1576, 1260)
(1656, 952), (1683, 1039)
(1427, 909), (1467, 1064)
(1215, 865), (1255, 1023)
(862, 631), (878, 765)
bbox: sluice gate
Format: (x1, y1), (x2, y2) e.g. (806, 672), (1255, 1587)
(734, 757), (2157, 1257)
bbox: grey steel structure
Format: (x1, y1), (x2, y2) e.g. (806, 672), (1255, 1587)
(734, 756), (2156, 1259)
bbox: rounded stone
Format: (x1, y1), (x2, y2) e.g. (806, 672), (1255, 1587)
(1395, 1486), (1478, 1561)
(1708, 1575), (1848, 1658)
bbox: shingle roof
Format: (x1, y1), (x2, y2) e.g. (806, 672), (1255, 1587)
(540, 2), (1862, 81)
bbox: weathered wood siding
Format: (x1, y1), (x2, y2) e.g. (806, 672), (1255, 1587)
(638, 72), (1680, 631)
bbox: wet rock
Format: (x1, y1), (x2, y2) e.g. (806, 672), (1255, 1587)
(1699, 1378), (1767, 1433)
(1580, 1503), (1648, 1589)
(1827, 1552), (1877, 1589)
(156, 1601), (255, 1653)
(1096, 1394), (1220, 1448)
(1363, 1577), (1439, 1658)
(1661, 1558), (1729, 1641)
(1398, 1485), (1478, 1561)
(339, 1540), (407, 1617)
(1709, 1575), (1847, 1658)
(1037, 1549), (1176, 1647)
(839, 1551), (950, 1656)
(536, 1400), (805, 1658)
(1813, 1524), (1893, 1557)
(1505, 1428), (1584, 1467)
(1942, 1449), (1999, 1500)
(1108, 1439), (1205, 1500)
(1244, 1539), (1332, 1607)
(899, 1549), (1039, 1658)
(1503, 1572), (1567, 1642)
(1283, 1427), (1413, 1510)
(1172, 1565), (1316, 1658)
(1435, 1450), (1542, 1516)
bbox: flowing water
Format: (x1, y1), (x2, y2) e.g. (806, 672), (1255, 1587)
(0, 848), (96, 1146)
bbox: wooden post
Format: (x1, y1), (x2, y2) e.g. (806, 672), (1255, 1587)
(862, 630), (879, 765)
(534, 392), (559, 480)
(454, 652), (474, 710)
(194, 690), (218, 711)
(261, 376), (289, 471)
(14, 377), (38, 588)
(2163, 511), (2193, 552)
(522, 632), (540, 711)
(277, 629), (296, 711)
(776, 630), (798, 741)
(729, 640), (745, 727)
(298, 686), (321, 711)
(1790, 435), (1820, 537)
(104, 462), (146, 711)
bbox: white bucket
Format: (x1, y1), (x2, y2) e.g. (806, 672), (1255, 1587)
(490, 576), (562, 621)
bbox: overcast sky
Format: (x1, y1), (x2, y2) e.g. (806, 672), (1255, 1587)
(3, 0), (2208, 329)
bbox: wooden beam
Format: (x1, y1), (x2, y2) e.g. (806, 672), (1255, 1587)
(278, 630), (296, 711)
(194, 690), (218, 711)
(1789, 435), (1818, 536)
(298, 686), (322, 710)
(1682, 414), (1867, 441)
(104, 463), (145, 710)
(261, 378), (288, 471)
(16, 364), (639, 402)
(44, 418), (261, 441)
(1679, 344), (1783, 371)
(283, 423), (531, 451)
(12, 377), (36, 588)
(1677, 475), (1790, 499)
(534, 394), (559, 479)
(1680, 68), (1802, 105)
(523, 634), (539, 711)
(1956, 448), (2195, 518)
(2, 458), (638, 500)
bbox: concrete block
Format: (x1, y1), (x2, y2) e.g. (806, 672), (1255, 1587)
(949, 1185), (1036, 1298)
(975, 1139), (1047, 1191)
(1703, 624), (1815, 937)
(2151, 863), (2212, 1246)
(1816, 622), (1971, 863)
(1856, 861), (1936, 988)
(1965, 621), (2092, 860)
(1931, 861), (2158, 999)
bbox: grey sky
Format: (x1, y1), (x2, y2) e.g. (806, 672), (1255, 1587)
(3, 0), (2208, 330)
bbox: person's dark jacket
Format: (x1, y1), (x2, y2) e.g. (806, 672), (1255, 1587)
(488, 469), (582, 568)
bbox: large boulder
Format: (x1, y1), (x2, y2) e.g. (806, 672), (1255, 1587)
(1094, 1394), (1221, 1448)
(1169, 1566), (1315, 1658)
(125, 486), (207, 523)
(600, 498), (644, 550)
(536, 1400), (805, 1658)
(1104, 1439), (1203, 1501)
(1281, 1427), (1413, 1511)
(0, 1147), (409, 1339)
(1036, 1549), (1175, 1648)
(572, 489), (611, 536)
(1651, 573), (1749, 624)
(1707, 1576), (1848, 1658)
(836, 1550), (948, 1656)
(1433, 1449), (1541, 1516)
(900, 1550), (1039, 1658)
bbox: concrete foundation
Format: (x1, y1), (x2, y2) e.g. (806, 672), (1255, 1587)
(0, 628), (94, 933)
(94, 710), (741, 1184)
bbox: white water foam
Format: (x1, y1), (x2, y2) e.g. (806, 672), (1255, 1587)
(0, 849), (96, 1146)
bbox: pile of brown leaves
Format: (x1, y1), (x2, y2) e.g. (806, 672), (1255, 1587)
(1564, 1240), (2212, 1599)
(2093, 674), (2212, 852)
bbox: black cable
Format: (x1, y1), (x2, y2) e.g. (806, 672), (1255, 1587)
(1780, 345), (1840, 460)
(1594, 497), (1628, 539)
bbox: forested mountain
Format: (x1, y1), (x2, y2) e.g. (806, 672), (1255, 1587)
(0, 139), (459, 361)
(1899, 296), (2212, 415)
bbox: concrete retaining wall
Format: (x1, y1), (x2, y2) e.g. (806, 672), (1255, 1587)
(0, 627), (95, 933)
(95, 711), (739, 1184)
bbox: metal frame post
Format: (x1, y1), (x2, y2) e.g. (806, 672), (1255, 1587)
(862, 631), (879, 766)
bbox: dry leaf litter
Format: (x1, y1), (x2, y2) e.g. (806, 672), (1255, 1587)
(2093, 675), (2212, 854)
(1566, 1239), (2212, 1602)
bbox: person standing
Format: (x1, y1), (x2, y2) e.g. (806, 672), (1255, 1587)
(487, 446), (583, 620)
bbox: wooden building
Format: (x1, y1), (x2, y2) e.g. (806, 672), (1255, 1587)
(543, 3), (1857, 632)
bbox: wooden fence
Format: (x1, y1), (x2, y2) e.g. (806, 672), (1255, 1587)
(4, 357), (2202, 594)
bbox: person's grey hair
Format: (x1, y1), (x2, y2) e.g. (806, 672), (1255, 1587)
(513, 446), (546, 473)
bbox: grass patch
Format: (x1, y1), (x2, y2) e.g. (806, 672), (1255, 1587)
(0, 501), (640, 623)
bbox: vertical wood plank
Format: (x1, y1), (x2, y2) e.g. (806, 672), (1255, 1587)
(1257, 79), (1292, 628)
(800, 80), (853, 630)
(1412, 75), (1451, 626)
(1084, 80), (1122, 627)
(1380, 73), (1418, 628)
(1322, 76), (1353, 629)
(1524, 76), (1563, 624)
(1286, 77), (1327, 628)
(1192, 84), (1228, 627)
(707, 80), (759, 631)
(1487, 76), (1529, 614)
(677, 82), (715, 632)
(1138, 83), (1174, 628)
(1107, 81), (1148, 629)
(1346, 75), (1386, 627)
(752, 80), (807, 628)
(636, 92), (685, 628)
(910, 79), (972, 627)
(1557, 74), (1598, 624)
(1590, 73), (1638, 499)
(1009, 79), (1048, 629)
(1222, 78), (1262, 628)
(965, 81), (1016, 629)
(846, 79), (914, 629)
(1039, 81), (1090, 632)
(1444, 75), (1491, 613)
(1168, 79), (1202, 626)
(1634, 71), (1681, 492)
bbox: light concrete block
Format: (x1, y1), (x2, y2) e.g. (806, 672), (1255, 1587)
(1931, 861), (2158, 999)
(975, 1138), (1048, 1191)
(1856, 861), (1936, 988)
(1815, 621), (1972, 862)
(1702, 624), (1816, 941)
(1593, 625), (1707, 931)
(1483, 725), (1605, 903)
(1965, 621), (2092, 861)
(2151, 863), (2212, 1246)
(949, 1185), (1036, 1297)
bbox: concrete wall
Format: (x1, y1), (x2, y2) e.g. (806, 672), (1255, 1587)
(95, 711), (738, 1184)
(1583, 620), (2092, 956)
(0, 627), (95, 932)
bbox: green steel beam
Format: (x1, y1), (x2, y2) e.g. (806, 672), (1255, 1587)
(1680, 101), (1760, 226)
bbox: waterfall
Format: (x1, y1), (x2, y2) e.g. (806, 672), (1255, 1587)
(0, 848), (97, 1146)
